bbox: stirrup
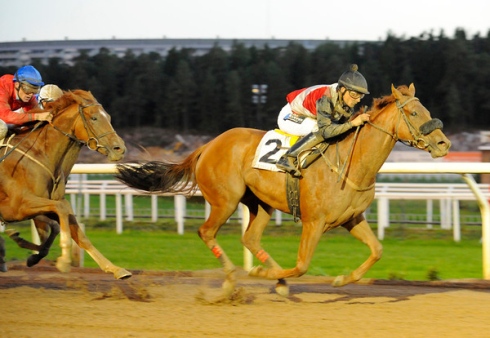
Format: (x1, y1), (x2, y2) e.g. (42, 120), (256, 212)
(276, 157), (301, 177)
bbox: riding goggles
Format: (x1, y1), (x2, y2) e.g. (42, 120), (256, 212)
(20, 83), (41, 95)
(348, 90), (365, 100)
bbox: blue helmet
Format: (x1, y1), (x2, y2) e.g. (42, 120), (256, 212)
(14, 65), (44, 87)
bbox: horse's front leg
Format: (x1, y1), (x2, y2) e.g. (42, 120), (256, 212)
(67, 211), (131, 280)
(249, 220), (324, 280)
(334, 215), (383, 287)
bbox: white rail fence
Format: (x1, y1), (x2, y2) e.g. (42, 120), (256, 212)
(65, 179), (489, 239)
(67, 162), (490, 279)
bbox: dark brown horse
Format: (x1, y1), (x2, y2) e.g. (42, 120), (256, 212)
(0, 90), (131, 279)
(116, 84), (451, 295)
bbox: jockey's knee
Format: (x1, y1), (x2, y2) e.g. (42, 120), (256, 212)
(0, 120), (7, 139)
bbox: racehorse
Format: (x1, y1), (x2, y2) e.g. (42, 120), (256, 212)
(116, 84), (451, 295)
(0, 90), (131, 279)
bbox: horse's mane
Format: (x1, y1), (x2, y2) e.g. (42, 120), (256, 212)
(29, 90), (98, 116)
(371, 85), (411, 112)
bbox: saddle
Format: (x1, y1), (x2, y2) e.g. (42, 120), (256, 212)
(252, 130), (330, 223)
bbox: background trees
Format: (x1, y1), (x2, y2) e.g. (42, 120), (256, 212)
(3, 29), (489, 135)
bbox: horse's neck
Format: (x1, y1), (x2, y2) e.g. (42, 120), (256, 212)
(39, 125), (83, 177)
(333, 123), (397, 183)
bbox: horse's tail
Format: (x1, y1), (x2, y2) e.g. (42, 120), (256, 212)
(115, 144), (206, 195)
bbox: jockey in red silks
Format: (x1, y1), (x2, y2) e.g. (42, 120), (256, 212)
(276, 64), (371, 177)
(0, 65), (52, 138)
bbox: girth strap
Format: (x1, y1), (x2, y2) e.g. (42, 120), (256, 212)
(285, 173), (301, 222)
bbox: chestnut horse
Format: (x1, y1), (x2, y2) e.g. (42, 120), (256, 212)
(0, 90), (131, 279)
(116, 84), (451, 295)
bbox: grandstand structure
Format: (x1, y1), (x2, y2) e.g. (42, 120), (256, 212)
(0, 38), (355, 67)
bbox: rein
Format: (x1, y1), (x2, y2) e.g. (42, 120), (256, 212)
(0, 102), (116, 197)
(366, 96), (442, 149)
(319, 95), (441, 192)
(319, 126), (376, 192)
(0, 121), (44, 163)
(52, 103), (116, 155)
(0, 122), (61, 197)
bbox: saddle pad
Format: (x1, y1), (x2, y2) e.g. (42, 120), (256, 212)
(252, 129), (299, 172)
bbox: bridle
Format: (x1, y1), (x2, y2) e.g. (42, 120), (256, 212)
(367, 96), (443, 150)
(320, 94), (443, 192)
(52, 103), (116, 155)
(0, 102), (117, 197)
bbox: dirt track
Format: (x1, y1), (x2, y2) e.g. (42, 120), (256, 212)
(2, 261), (490, 338)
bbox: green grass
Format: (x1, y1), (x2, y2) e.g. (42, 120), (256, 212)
(2, 221), (484, 281)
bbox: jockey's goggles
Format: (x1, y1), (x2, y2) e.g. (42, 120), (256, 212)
(20, 83), (41, 95)
(348, 90), (365, 100)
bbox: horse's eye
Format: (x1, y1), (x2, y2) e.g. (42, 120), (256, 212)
(91, 116), (98, 121)
(411, 111), (417, 117)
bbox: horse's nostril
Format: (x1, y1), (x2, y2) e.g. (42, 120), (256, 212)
(439, 140), (451, 149)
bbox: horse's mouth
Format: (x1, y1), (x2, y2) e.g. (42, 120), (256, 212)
(107, 149), (126, 162)
(428, 140), (451, 158)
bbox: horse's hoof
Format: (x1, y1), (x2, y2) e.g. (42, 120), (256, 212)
(275, 279), (289, 297)
(332, 275), (346, 287)
(222, 278), (236, 298)
(27, 254), (42, 267)
(114, 268), (132, 280)
(5, 229), (19, 237)
(248, 266), (263, 277)
(55, 258), (71, 273)
(0, 263), (7, 272)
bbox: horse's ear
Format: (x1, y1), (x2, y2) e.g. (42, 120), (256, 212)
(391, 84), (403, 100)
(408, 83), (416, 96)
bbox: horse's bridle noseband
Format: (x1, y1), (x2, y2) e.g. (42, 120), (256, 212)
(53, 103), (116, 155)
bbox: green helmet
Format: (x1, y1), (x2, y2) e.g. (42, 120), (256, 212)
(338, 64), (369, 94)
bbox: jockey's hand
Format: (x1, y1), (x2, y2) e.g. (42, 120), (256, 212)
(34, 112), (53, 123)
(351, 113), (370, 127)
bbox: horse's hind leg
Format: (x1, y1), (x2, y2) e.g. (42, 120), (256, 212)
(241, 202), (289, 296)
(25, 215), (60, 267)
(5, 216), (53, 252)
(334, 215), (383, 286)
(197, 201), (241, 297)
(5, 228), (41, 251)
(0, 235), (7, 272)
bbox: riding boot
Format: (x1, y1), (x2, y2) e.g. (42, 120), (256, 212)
(276, 131), (324, 177)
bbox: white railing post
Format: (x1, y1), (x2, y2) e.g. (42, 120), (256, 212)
(115, 193), (123, 234)
(151, 195), (158, 222)
(426, 199), (433, 229)
(70, 193), (77, 214)
(205, 201), (211, 219)
(452, 199), (461, 242)
(175, 195), (186, 235)
(440, 199), (452, 229)
(377, 197), (389, 240)
(275, 210), (282, 226)
(240, 203), (253, 271)
(30, 220), (40, 253)
(100, 182), (107, 220)
(125, 193), (133, 221)
(83, 192), (90, 218)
